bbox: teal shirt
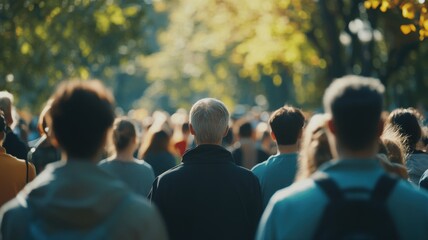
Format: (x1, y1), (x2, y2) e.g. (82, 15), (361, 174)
(251, 153), (298, 208)
(256, 159), (428, 240)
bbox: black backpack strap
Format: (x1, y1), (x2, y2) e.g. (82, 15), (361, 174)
(314, 176), (344, 201)
(371, 174), (398, 202)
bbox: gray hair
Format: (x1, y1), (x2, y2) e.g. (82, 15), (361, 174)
(190, 98), (229, 144)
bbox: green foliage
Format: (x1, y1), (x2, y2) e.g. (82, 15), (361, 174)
(1, 0), (427, 113)
(141, 0), (428, 110)
(0, 0), (152, 110)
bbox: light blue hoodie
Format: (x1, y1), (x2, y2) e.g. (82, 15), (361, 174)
(0, 160), (168, 240)
(257, 159), (428, 240)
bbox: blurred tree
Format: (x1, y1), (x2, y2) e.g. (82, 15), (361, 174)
(141, 0), (428, 110)
(0, 0), (159, 111)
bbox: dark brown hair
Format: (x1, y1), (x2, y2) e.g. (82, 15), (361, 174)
(269, 106), (305, 145)
(139, 129), (172, 158)
(49, 80), (115, 159)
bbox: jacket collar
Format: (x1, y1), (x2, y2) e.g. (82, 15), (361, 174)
(182, 144), (234, 164)
(319, 158), (383, 173)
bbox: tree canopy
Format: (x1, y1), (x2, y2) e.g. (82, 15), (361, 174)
(0, 0), (157, 110)
(1, 0), (427, 113)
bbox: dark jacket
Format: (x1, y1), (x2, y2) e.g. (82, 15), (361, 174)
(149, 144), (263, 240)
(3, 130), (28, 161)
(232, 147), (269, 168)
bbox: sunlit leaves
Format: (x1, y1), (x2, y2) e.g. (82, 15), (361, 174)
(0, 0), (149, 109)
(365, 0), (428, 40)
(401, 24), (417, 34)
(141, 0), (324, 108)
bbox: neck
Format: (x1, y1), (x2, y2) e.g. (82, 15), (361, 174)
(277, 143), (299, 154)
(114, 148), (135, 161)
(337, 146), (378, 160)
(113, 152), (134, 161)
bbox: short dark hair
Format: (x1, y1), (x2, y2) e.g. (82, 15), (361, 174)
(387, 108), (422, 150)
(49, 80), (115, 159)
(269, 106), (305, 145)
(238, 121), (253, 138)
(323, 75), (384, 151)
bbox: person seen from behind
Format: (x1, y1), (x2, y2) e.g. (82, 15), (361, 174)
(232, 120), (269, 169)
(99, 117), (155, 197)
(139, 127), (177, 177)
(149, 98), (262, 240)
(0, 91), (28, 160)
(0, 80), (167, 240)
(251, 106), (305, 208)
(257, 75), (428, 240)
(28, 101), (61, 174)
(0, 112), (36, 207)
(386, 108), (428, 184)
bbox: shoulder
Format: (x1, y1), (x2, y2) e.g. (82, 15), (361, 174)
(258, 179), (326, 239)
(134, 159), (154, 169)
(251, 160), (268, 176)
(97, 159), (110, 166)
(155, 163), (184, 181)
(0, 198), (30, 233)
(1, 154), (28, 169)
(125, 194), (158, 216)
(392, 180), (428, 203)
(120, 194), (168, 239)
(271, 179), (322, 205)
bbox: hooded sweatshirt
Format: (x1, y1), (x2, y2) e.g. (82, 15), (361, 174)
(0, 160), (168, 240)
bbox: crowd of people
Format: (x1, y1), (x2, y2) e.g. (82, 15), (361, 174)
(1, 75), (428, 239)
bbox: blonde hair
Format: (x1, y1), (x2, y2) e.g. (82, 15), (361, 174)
(380, 125), (408, 165)
(296, 114), (332, 181)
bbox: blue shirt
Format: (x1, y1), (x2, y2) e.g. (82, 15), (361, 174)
(256, 159), (428, 240)
(251, 153), (298, 208)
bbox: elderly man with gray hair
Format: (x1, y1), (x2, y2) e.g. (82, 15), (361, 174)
(149, 98), (262, 240)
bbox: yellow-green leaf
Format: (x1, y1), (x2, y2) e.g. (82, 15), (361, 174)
(400, 24), (416, 34)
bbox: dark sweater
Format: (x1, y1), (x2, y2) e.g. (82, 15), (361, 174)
(149, 144), (262, 240)
(4, 130), (28, 160)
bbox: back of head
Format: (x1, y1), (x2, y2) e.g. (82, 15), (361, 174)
(323, 75), (384, 151)
(297, 114), (332, 180)
(189, 98), (229, 144)
(269, 106), (305, 145)
(113, 118), (137, 152)
(0, 91), (14, 126)
(144, 129), (171, 156)
(49, 80), (115, 160)
(238, 121), (253, 139)
(386, 108), (422, 151)
(380, 125), (408, 165)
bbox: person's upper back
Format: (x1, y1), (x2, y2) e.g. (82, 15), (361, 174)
(98, 158), (155, 197)
(0, 161), (167, 240)
(256, 159), (428, 240)
(0, 146), (35, 207)
(150, 144), (262, 240)
(252, 153), (298, 208)
(406, 150), (428, 184)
